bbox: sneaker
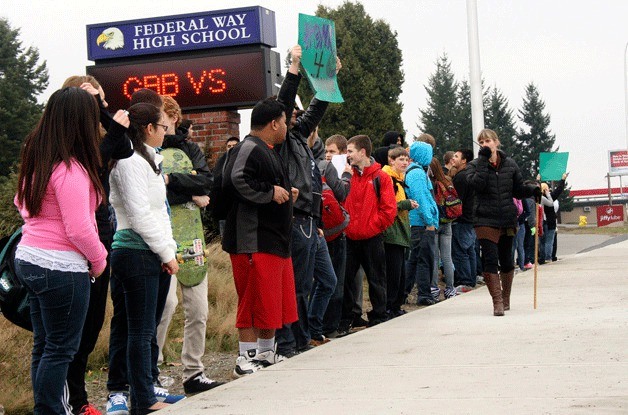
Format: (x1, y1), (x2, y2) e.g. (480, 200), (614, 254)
(444, 287), (457, 299)
(430, 286), (441, 301)
(524, 262), (533, 270)
(392, 309), (407, 317)
(183, 372), (224, 395)
(417, 298), (436, 306)
(234, 350), (261, 377)
(254, 348), (287, 367)
(455, 285), (473, 294)
(324, 330), (340, 339)
(309, 336), (331, 347)
(153, 385), (186, 404)
(352, 316), (369, 328)
(78, 403), (102, 415)
(106, 392), (129, 415)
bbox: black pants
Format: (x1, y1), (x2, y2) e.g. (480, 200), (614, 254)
(384, 243), (406, 312)
(67, 238), (111, 413)
(342, 235), (388, 323)
(478, 234), (515, 274)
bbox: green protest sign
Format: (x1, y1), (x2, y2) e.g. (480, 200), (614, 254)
(298, 14), (344, 103)
(539, 152), (569, 181)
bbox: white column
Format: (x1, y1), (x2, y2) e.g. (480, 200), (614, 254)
(467, 0), (484, 156)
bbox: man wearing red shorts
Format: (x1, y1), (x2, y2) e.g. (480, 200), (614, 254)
(221, 96), (298, 376)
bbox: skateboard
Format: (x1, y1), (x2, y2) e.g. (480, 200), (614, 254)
(160, 148), (208, 287)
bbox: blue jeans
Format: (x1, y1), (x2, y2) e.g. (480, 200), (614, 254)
(276, 215), (317, 354)
(451, 222), (477, 287)
(406, 226), (436, 302)
(15, 259), (90, 415)
(321, 234), (346, 334)
(308, 234), (337, 339)
(512, 225), (526, 270)
(108, 249), (169, 412)
(544, 227), (556, 262)
(432, 222), (454, 290)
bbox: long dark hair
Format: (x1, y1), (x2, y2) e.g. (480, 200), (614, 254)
(17, 87), (104, 217)
(430, 157), (452, 187)
(126, 102), (162, 174)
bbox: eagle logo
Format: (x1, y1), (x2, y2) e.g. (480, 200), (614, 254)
(96, 27), (124, 50)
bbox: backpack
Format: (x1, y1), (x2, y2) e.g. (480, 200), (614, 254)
(209, 148), (236, 222)
(435, 181), (462, 223)
(0, 227), (32, 331)
(513, 198), (524, 217)
(321, 179), (350, 242)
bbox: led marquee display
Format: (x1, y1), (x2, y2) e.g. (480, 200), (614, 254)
(87, 47), (280, 111)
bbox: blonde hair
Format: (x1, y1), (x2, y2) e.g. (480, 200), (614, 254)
(62, 75), (101, 90)
(161, 95), (182, 128)
(477, 129), (500, 146)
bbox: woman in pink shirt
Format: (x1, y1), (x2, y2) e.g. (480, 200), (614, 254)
(14, 87), (107, 414)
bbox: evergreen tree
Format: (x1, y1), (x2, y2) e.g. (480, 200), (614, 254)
(485, 87), (518, 158)
(453, 79), (491, 154)
(418, 54), (458, 159)
(454, 80), (472, 153)
(515, 83), (555, 180)
(297, 2), (404, 146)
(0, 18), (48, 177)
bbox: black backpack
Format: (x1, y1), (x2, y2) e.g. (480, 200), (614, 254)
(0, 227), (32, 331)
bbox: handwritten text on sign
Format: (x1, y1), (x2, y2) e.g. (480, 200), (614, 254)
(298, 14), (343, 103)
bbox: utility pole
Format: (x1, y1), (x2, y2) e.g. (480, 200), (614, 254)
(466, 0), (484, 156)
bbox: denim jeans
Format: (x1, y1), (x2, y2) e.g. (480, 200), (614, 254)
(406, 226), (436, 302)
(512, 225), (526, 270)
(15, 259), (90, 415)
(432, 222), (454, 290)
(68, 236), (111, 412)
(276, 215), (317, 354)
(524, 222), (535, 265)
(342, 234), (388, 322)
(451, 222), (477, 287)
(308, 234), (337, 339)
(108, 249), (169, 412)
(321, 234), (346, 334)
(544, 227), (556, 262)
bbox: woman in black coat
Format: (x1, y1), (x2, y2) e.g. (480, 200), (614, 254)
(467, 129), (540, 316)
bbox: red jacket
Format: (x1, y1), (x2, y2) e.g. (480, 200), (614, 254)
(344, 161), (397, 240)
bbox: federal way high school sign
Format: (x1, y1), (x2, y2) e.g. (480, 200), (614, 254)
(86, 6), (276, 61)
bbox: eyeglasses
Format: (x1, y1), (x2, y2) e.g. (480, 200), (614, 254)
(154, 123), (169, 132)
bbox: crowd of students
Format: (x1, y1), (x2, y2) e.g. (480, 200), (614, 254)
(12, 44), (569, 415)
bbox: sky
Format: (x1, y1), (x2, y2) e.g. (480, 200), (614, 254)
(2, 0), (628, 191)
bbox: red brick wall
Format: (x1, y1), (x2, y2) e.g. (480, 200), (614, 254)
(183, 110), (240, 168)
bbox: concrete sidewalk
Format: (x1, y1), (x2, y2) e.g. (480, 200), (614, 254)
(162, 240), (628, 414)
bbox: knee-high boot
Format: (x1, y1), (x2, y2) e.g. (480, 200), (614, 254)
(483, 272), (504, 316)
(500, 270), (514, 311)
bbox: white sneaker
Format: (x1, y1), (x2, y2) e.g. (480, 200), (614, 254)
(254, 348), (286, 368)
(234, 350), (261, 377)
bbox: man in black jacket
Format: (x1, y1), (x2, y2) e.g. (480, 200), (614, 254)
(222, 96), (298, 376)
(451, 148), (477, 292)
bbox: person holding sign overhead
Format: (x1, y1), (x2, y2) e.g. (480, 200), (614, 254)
(274, 44), (342, 355)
